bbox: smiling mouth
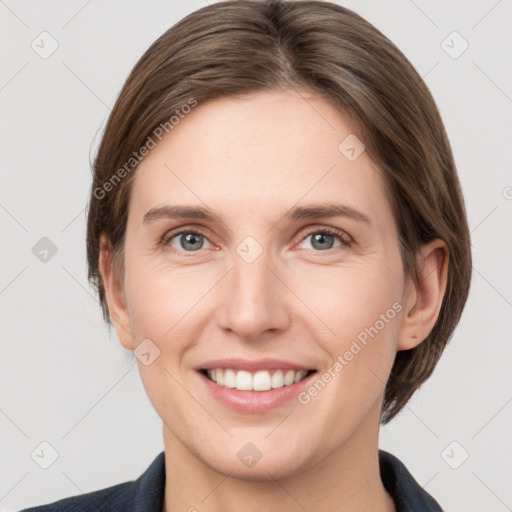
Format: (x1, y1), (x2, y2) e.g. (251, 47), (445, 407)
(199, 368), (317, 391)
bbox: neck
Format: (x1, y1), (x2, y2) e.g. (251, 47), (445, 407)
(161, 409), (395, 512)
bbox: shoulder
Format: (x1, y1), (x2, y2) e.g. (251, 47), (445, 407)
(379, 450), (444, 512)
(18, 480), (136, 512)
(19, 451), (166, 512)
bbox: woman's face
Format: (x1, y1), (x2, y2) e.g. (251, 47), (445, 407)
(110, 90), (409, 478)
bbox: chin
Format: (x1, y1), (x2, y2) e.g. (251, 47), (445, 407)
(198, 439), (313, 481)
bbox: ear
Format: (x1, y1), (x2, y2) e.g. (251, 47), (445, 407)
(397, 239), (449, 351)
(98, 234), (135, 351)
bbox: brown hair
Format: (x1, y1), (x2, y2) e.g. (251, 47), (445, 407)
(86, 0), (472, 423)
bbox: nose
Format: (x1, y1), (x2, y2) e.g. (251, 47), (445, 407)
(215, 246), (291, 342)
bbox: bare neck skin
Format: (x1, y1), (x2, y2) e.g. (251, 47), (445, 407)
(161, 404), (395, 512)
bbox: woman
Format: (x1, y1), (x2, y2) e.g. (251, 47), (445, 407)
(21, 0), (471, 510)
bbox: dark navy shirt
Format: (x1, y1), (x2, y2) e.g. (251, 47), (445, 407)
(19, 450), (443, 511)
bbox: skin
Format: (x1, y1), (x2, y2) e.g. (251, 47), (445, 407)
(99, 89), (448, 512)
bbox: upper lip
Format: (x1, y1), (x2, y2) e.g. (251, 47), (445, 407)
(196, 358), (315, 372)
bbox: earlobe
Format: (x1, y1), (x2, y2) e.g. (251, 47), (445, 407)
(98, 234), (134, 351)
(397, 239), (449, 351)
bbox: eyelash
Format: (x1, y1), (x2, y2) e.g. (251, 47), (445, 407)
(159, 226), (352, 253)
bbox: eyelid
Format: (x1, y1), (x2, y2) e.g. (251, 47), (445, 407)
(295, 225), (353, 249)
(160, 225), (218, 248)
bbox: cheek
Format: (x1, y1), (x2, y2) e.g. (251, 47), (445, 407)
(293, 289), (401, 433)
(291, 256), (403, 339)
(291, 257), (403, 399)
(123, 265), (212, 413)
(123, 258), (217, 348)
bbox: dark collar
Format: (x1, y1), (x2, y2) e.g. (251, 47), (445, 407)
(20, 450), (442, 511)
(131, 450), (443, 512)
(379, 450), (443, 511)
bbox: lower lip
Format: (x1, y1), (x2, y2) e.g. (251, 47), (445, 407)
(196, 370), (317, 413)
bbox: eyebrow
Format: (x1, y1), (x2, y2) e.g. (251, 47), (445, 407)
(284, 203), (371, 224)
(142, 203), (371, 226)
(143, 205), (218, 225)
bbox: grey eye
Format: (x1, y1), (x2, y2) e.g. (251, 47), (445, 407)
(301, 232), (342, 251)
(170, 232), (206, 251)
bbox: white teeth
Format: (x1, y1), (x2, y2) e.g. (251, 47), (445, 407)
(235, 370), (253, 391)
(294, 370), (307, 383)
(253, 371), (272, 391)
(271, 370), (284, 389)
(284, 370), (295, 386)
(224, 369), (236, 388)
(205, 368), (311, 391)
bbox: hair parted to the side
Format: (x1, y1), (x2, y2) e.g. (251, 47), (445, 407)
(86, 0), (472, 423)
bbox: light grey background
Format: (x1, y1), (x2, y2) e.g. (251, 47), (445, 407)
(1, 1), (511, 510)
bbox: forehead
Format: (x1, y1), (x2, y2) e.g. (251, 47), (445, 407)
(129, 90), (390, 225)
